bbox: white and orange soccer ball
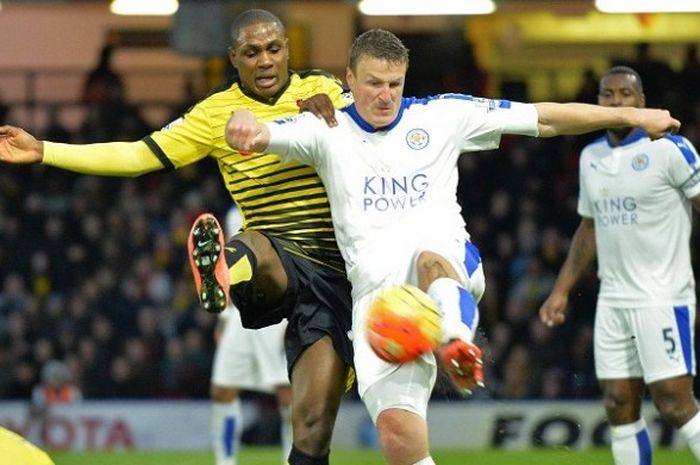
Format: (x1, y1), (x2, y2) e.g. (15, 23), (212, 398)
(366, 284), (443, 364)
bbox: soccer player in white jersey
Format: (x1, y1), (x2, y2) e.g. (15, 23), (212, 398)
(540, 66), (700, 465)
(225, 30), (680, 465)
(210, 205), (291, 465)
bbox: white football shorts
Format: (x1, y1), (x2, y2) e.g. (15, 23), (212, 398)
(354, 236), (485, 423)
(211, 308), (289, 393)
(595, 304), (696, 384)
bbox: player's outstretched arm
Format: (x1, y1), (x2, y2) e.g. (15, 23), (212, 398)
(0, 125), (44, 164)
(225, 110), (271, 154)
(2, 124), (164, 176)
(539, 217), (596, 328)
(534, 103), (680, 140)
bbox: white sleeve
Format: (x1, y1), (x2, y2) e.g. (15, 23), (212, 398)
(498, 102), (540, 136)
(266, 112), (326, 167)
(453, 98), (539, 152)
(665, 136), (700, 199)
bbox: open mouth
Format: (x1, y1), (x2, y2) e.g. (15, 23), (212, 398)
(256, 75), (278, 88)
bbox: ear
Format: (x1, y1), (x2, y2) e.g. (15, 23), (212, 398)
(345, 67), (355, 88)
(228, 47), (238, 69)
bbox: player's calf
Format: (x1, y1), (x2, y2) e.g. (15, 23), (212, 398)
(188, 213), (230, 313)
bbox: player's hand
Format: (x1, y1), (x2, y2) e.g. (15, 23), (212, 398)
(225, 110), (268, 154)
(539, 292), (568, 328)
(637, 108), (681, 140)
(0, 125), (44, 164)
(299, 93), (337, 127)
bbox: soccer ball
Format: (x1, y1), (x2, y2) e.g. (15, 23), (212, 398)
(366, 284), (442, 363)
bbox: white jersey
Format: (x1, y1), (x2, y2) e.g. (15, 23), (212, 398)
(268, 95), (538, 299)
(578, 129), (700, 307)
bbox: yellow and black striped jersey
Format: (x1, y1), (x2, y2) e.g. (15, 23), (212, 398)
(145, 70), (348, 271)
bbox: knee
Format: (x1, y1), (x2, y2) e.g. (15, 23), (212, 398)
(238, 231), (273, 268)
(376, 409), (426, 463)
(376, 415), (409, 459)
(653, 393), (697, 427)
(602, 390), (640, 423)
(210, 385), (239, 403)
(415, 251), (452, 289)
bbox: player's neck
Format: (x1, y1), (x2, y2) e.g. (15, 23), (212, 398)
(606, 127), (635, 146)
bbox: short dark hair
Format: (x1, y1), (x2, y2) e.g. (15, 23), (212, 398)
(349, 29), (409, 72)
(601, 65), (644, 95)
(230, 9), (285, 47)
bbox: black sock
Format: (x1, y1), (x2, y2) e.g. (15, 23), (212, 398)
(288, 445), (329, 465)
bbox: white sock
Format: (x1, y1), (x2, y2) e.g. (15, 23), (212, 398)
(279, 404), (293, 465)
(412, 457), (436, 465)
(610, 419), (652, 465)
(212, 399), (242, 465)
(427, 277), (478, 343)
(680, 410), (700, 460)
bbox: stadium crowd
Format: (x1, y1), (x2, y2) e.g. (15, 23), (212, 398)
(1, 44), (699, 406)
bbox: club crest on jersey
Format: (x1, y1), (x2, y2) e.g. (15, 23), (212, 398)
(406, 128), (429, 150)
(631, 153), (649, 171)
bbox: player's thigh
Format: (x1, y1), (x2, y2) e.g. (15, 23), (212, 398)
(353, 292), (437, 423)
(594, 305), (643, 380)
(251, 319), (290, 387)
(361, 352), (437, 424)
(211, 310), (271, 392)
(631, 304), (696, 384)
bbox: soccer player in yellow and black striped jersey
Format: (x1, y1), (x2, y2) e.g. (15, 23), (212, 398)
(0, 9), (352, 465)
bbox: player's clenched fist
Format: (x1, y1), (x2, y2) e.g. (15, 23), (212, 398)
(0, 125), (44, 164)
(637, 108), (680, 140)
(225, 110), (270, 155)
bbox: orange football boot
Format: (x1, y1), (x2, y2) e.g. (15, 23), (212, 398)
(439, 339), (484, 395)
(188, 213), (230, 313)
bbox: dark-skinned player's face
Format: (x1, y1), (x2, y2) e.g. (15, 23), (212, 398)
(229, 21), (289, 100)
(598, 73), (645, 109)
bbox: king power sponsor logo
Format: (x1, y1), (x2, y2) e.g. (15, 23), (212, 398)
(593, 196), (638, 227)
(363, 173), (429, 212)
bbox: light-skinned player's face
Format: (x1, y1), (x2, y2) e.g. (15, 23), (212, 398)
(346, 56), (406, 128)
(598, 73), (645, 109)
(229, 22), (289, 100)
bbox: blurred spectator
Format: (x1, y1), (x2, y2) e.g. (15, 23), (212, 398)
(31, 360), (82, 407)
(81, 35), (124, 107)
(575, 67), (599, 104)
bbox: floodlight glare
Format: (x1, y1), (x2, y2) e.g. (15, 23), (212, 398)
(110, 0), (179, 16)
(595, 0), (700, 13)
(358, 0), (496, 16)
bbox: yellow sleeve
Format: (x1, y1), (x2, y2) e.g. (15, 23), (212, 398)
(43, 100), (218, 176)
(42, 140), (165, 177)
(0, 427), (56, 465)
(147, 103), (215, 168)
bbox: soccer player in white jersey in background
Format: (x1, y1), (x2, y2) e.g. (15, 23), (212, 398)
(210, 205), (291, 465)
(540, 66), (700, 465)
(225, 30), (680, 465)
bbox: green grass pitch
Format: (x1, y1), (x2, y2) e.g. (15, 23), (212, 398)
(50, 447), (695, 464)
